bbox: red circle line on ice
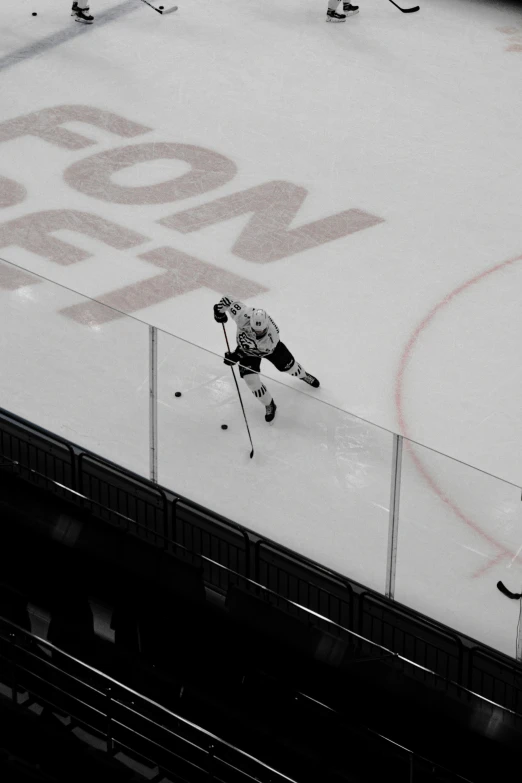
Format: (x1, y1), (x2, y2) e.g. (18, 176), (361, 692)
(394, 252), (522, 578)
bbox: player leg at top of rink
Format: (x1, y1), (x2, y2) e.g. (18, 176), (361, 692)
(71, 1), (94, 23)
(326, 1), (359, 22)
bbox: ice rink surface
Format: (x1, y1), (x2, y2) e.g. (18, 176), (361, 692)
(1, 0), (522, 655)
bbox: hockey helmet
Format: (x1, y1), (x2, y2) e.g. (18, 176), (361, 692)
(250, 308), (269, 338)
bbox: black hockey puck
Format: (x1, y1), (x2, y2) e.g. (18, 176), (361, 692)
(174, 391), (182, 397)
(159, 5), (164, 8)
(32, 11), (37, 15)
(221, 424), (228, 430)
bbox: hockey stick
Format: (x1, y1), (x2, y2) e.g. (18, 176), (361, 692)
(140, 0), (178, 15)
(497, 581), (522, 600)
(388, 0), (420, 12)
(222, 324), (255, 460)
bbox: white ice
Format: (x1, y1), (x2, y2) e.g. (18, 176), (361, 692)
(1, 0), (522, 657)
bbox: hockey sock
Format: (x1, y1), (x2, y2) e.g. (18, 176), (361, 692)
(285, 361), (306, 380)
(77, 0), (89, 8)
(244, 374), (273, 406)
(328, 0), (340, 10)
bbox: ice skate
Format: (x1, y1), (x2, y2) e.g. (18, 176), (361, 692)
(72, 3), (94, 22)
(343, 3), (359, 15)
(302, 373), (320, 388)
(265, 400), (277, 424)
(326, 8), (346, 21)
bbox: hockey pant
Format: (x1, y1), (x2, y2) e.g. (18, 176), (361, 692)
(238, 341), (308, 409)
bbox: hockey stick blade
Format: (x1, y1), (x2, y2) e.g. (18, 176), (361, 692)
(161, 5), (178, 13)
(388, 0), (420, 12)
(497, 580), (522, 600)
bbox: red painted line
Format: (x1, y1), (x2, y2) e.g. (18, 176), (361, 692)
(394, 253), (522, 576)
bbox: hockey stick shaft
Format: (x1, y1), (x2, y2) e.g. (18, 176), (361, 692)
(388, 0), (420, 12)
(222, 324), (255, 459)
(140, 0), (161, 13)
(140, 0), (178, 14)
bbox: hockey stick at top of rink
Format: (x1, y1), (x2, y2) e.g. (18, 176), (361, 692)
(140, 0), (178, 14)
(497, 581), (522, 600)
(388, 0), (420, 12)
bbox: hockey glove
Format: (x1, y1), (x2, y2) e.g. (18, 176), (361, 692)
(224, 350), (241, 366)
(213, 304), (228, 323)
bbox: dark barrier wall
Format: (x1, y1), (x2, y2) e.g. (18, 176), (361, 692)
(1, 405), (522, 715)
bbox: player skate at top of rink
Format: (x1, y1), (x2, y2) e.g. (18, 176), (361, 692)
(71, 1), (94, 23)
(214, 296), (320, 424)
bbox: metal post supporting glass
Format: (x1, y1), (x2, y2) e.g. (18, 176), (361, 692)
(386, 434), (403, 600)
(149, 325), (158, 484)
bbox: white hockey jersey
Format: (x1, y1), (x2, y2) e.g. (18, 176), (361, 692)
(220, 297), (280, 357)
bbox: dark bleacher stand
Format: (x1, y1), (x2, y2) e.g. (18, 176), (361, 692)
(2, 406), (522, 783)
(0, 697), (142, 783)
(226, 584), (350, 673)
(47, 591), (96, 661)
(0, 584), (31, 632)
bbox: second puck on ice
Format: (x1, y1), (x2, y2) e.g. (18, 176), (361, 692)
(221, 424), (228, 430)
(174, 391), (182, 397)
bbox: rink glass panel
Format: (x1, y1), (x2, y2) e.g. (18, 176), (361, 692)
(156, 328), (393, 593)
(5, 263), (522, 656)
(0, 265), (149, 477)
(395, 439), (522, 658)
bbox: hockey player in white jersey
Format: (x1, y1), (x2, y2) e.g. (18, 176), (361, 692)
(214, 296), (320, 424)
